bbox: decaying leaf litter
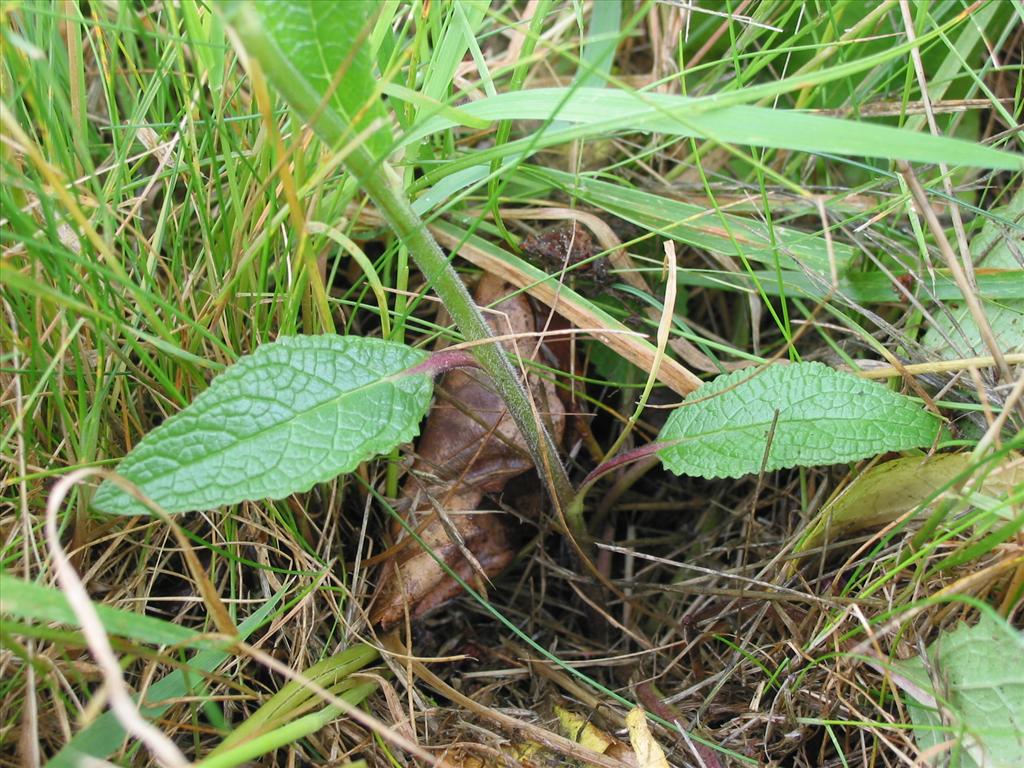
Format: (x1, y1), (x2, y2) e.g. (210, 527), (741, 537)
(370, 274), (568, 629)
(2, 1), (1023, 767)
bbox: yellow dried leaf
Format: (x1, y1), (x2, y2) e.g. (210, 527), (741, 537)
(625, 708), (669, 768)
(555, 705), (617, 754)
(796, 452), (1023, 554)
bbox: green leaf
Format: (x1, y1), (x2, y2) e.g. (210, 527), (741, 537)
(657, 362), (940, 479)
(419, 0), (489, 107)
(676, 266), (1024, 303)
(222, 0), (389, 159)
(93, 336), (432, 516)
(893, 613), (1024, 768)
(382, 82), (491, 129)
(196, 682), (378, 768)
(923, 190), (1024, 359)
(402, 87), (1023, 171)
(575, 0), (621, 88)
(207, 645), (379, 759)
(180, 0), (226, 93)
(795, 453), (1024, 554)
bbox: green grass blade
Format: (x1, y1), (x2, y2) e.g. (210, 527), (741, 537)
(0, 574), (204, 649)
(195, 683), (378, 768)
(45, 589), (285, 768)
(676, 268), (1024, 303)
(420, 1), (489, 105)
(522, 165), (855, 274)
(403, 88), (1022, 170)
(575, 0), (621, 88)
(206, 644), (379, 757)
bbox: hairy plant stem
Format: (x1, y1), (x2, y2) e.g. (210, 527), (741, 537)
(222, 1), (576, 512)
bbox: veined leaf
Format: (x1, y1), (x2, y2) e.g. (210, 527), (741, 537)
(893, 613), (1024, 768)
(222, 0), (390, 159)
(658, 362), (940, 479)
(93, 336), (432, 516)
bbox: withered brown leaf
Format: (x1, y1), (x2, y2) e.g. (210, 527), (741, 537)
(370, 275), (566, 628)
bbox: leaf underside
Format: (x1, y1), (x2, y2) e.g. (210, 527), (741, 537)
(657, 362), (940, 479)
(92, 336), (431, 516)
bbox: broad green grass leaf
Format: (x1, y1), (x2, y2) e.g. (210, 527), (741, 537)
(0, 574), (203, 649)
(196, 682), (378, 768)
(658, 362), (940, 478)
(46, 590), (284, 768)
(403, 88), (1023, 170)
(180, 1), (226, 93)
(207, 645), (379, 758)
(222, 0), (389, 158)
(575, 0), (621, 88)
(382, 82), (491, 129)
(93, 336), (431, 516)
(420, 0), (489, 107)
(893, 613), (1024, 768)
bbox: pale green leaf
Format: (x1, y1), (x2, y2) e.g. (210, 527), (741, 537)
(420, 0), (489, 106)
(675, 265), (1024, 303)
(923, 190), (1024, 359)
(796, 453), (1024, 554)
(207, 645), (379, 758)
(893, 613), (1024, 768)
(575, 0), (621, 88)
(92, 336), (432, 516)
(522, 165), (855, 274)
(180, 1), (225, 93)
(223, 0), (389, 158)
(657, 362), (940, 479)
(197, 682), (378, 768)
(382, 82), (491, 129)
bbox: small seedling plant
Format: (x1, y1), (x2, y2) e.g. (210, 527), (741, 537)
(89, 0), (968, 518)
(92, 334), (940, 517)
(13, 3), (1024, 767)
